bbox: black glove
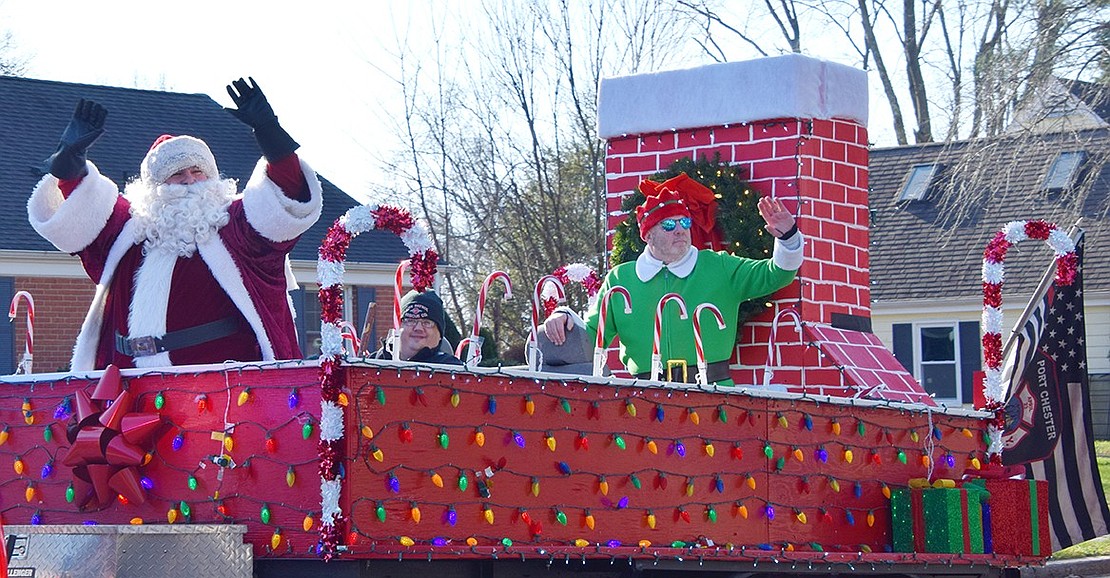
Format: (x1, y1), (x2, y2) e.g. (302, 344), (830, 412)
(224, 77), (299, 161)
(42, 99), (107, 180)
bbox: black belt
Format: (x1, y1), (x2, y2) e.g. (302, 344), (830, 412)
(637, 360), (732, 384)
(115, 317), (240, 358)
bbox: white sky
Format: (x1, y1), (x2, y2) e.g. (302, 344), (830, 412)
(0, 0), (431, 201)
(1, 1), (898, 203)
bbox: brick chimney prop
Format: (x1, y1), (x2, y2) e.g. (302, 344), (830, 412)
(597, 54), (931, 405)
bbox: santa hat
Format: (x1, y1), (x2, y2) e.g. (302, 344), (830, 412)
(140, 134), (219, 185)
(635, 180), (690, 241)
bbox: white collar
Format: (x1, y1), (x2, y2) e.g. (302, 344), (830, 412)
(635, 245), (698, 282)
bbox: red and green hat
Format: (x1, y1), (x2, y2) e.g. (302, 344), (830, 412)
(635, 180), (690, 241)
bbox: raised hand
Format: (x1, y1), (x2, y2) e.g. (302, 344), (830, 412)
(224, 77), (298, 161)
(758, 196), (797, 238)
(43, 99), (107, 180)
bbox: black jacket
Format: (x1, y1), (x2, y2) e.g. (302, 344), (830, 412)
(367, 344), (464, 366)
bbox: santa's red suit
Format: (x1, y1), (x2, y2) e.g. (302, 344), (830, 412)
(28, 138), (322, 371)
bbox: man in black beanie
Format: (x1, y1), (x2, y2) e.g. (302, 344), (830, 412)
(369, 290), (462, 365)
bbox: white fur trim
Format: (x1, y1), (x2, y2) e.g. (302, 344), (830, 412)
(773, 232), (805, 271)
(70, 219), (142, 371)
(128, 248), (174, 342)
(241, 157), (323, 242)
(28, 162), (120, 253)
(196, 237), (276, 361)
(141, 136), (219, 185)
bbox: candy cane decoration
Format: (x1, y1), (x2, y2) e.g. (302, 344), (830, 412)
(528, 275), (566, 370)
(981, 219), (1076, 461)
(454, 337), (476, 361)
(594, 286), (631, 377)
(764, 308), (803, 390)
(8, 291), (33, 374)
(692, 303), (725, 385)
(531, 275), (566, 329)
(651, 293), (688, 382)
(389, 260), (412, 361)
(467, 271), (513, 364)
(338, 321), (361, 356)
(316, 203), (437, 560)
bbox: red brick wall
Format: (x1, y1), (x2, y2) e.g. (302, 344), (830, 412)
(12, 277), (95, 373)
(604, 117), (870, 370)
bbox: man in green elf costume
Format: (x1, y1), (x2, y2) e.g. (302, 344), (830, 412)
(543, 178), (802, 386)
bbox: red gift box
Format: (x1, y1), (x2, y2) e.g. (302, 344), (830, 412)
(973, 478), (1050, 556)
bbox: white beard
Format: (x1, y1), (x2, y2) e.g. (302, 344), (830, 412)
(124, 177), (237, 257)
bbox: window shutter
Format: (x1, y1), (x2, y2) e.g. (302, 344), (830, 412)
(289, 287), (306, 353)
(892, 323), (913, 374)
(958, 321), (981, 403)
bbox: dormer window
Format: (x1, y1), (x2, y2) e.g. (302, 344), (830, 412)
(898, 164), (940, 202)
(1043, 151), (1086, 191)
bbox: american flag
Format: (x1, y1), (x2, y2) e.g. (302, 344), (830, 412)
(1000, 234), (1110, 550)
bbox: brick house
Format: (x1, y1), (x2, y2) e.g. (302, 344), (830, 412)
(0, 76), (411, 373)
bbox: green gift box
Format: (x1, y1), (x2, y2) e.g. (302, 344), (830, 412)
(891, 486), (987, 553)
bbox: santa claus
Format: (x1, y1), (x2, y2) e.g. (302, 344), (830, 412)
(28, 78), (322, 370)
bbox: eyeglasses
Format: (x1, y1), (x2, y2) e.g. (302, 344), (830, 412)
(401, 319), (436, 330)
(659, 217), (692, 232)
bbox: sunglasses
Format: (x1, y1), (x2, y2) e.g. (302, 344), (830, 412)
(659, 217), (692, 232)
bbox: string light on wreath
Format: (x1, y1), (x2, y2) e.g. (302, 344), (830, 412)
(981, 220), (1075, 460)
(317, 203), (438, 560)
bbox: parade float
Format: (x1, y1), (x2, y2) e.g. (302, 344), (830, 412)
(0, 55), (1063, 577)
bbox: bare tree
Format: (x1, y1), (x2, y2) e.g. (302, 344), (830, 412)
(0, 30), (29, 76)
(681, 0), (1108, 145)
(377, 0), (693, 360)
(678, 0), (806, 58)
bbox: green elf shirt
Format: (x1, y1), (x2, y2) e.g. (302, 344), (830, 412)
(582, 245), (799, 386)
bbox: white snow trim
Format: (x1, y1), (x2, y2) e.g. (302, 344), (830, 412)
(28, 162), (120, 254)
(321, 478), (342, 523)
(773, 232), (805, 271)
(242, 157), (323, 243)
(196, 236), (276, 361)
(320, 400), (344, 441)
(70, 219), (142, 371)
(317, 259), (345, 290)
(1002, 221), (1028, 244)
(981, 306), (1003, 334)
(982, 261), (1005, 284)
(598, 54), (868, 139)
(342, 205), (377, 233)
(320, 321), (343, 357)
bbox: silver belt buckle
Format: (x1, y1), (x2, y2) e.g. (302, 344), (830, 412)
(129, 336), (158, 357)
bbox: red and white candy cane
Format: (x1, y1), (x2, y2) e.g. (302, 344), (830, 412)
(388, 260), (412, 360)
(467, 271), (513, 364)
(8, 291), (33, 374)
(593, 286), (631, 377)
(338, 321), (361, 356)
(651, 293), (688, 382)
(531, 275), (566, 328)
(692, 303), (725, 385)
(527, 275), (566, 370)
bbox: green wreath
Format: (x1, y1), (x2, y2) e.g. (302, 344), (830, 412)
(610, 154), (775, 337)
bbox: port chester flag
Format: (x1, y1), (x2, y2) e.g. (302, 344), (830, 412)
(1000, 234), (1110, 550)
